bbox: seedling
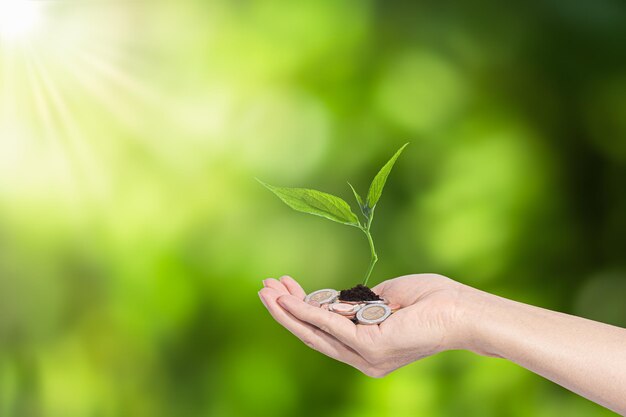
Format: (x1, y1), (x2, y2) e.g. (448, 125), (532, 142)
(258, 143), (408, 288)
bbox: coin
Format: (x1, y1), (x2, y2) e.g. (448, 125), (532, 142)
(336, 300), (362, 305)
(339, 298), (385, 305)
(364, 299), (386, 304)
(356, 304), (392, 325)
(304, 289), (338, 305)
(329, 302), (361, 315)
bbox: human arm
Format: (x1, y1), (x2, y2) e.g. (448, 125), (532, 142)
(258, 274), (626, 415)
(464, 288), (626, 415)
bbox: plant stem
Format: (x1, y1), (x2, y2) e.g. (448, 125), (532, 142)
(362, 228), (378, 286)
(361, 208), (378, 286)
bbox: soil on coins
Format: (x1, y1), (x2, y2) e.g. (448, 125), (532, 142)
(338, 284), (381, 301)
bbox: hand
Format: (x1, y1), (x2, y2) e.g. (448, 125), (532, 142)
(258, 274), (476, 377)
(259, 274), (626, 414)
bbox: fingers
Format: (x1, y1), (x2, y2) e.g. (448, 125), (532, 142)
(279, 275), (307, 299)
(277, 294), (360, 349)
(371, 278), (408, 308)
(263, 278), (289, 294)
(258, 287), (369, 369)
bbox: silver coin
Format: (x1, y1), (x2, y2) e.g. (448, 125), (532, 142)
(304, 289), (338, 305)
(364, 299), (387, 304)
(356, 304), (392, 325)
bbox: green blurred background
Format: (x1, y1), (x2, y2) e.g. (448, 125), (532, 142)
(1, 0), (625, 416)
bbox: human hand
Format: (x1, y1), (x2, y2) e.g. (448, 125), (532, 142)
(259, 274), (626, 413)
(258, 274), (479, 377)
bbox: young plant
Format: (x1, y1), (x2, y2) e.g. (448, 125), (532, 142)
(258, 143), (408, 287)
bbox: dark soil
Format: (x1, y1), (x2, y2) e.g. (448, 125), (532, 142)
(339, 284), (381, 301)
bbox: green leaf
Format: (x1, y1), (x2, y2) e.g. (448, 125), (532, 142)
(258, 179), (360, 226)
(347, 182), (363, 208)
(366, 143), (409, 209)
(347, 182), (364, 209)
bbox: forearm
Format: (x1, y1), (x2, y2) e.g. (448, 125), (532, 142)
(462, 290), (626, 415)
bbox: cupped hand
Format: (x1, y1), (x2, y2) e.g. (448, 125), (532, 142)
(258, 274), (477, 377)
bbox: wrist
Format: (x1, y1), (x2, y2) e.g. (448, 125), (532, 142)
(447, 285), (506, 357)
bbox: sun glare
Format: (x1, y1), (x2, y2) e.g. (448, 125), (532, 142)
(0, 0), (42, 39)
(1, 0), (170, 201)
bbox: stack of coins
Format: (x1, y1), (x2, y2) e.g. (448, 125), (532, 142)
(304, 289), (396, 325)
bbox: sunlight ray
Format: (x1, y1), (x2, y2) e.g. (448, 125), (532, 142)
(0, 38), (25, 190)
(77, 46), (164, 108)
(56, 44), (187, 167)
(23, 47), (57, 147)
(25, 43), (107, 202)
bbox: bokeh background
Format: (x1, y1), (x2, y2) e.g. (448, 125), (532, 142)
(1, 0), (625, 416)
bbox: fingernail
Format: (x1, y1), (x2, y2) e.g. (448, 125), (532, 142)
(262, 279), (268, 287)
(277, 296), (287, 307)
(258, 291), (267, 305)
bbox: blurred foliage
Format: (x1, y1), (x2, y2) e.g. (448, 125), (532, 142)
(0, 0), (625, 416)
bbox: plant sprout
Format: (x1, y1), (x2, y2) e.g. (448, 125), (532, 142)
(258, 143), (408, 287)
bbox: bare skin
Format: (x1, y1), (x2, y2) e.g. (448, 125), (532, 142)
(258, 274), (626, 416)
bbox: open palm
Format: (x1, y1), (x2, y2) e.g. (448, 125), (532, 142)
(259, 274), (470, 377)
